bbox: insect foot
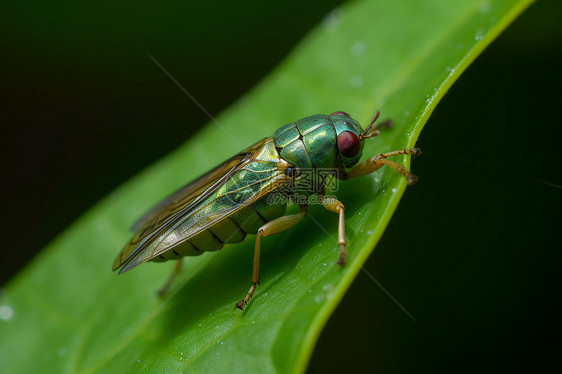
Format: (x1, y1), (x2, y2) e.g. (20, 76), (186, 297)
(336, 245), (347, 266)
(407, 174), (419, 186)
(236, 282), (257, 311)
(406, 148), (422, 185)
(235, 300), (247, 311)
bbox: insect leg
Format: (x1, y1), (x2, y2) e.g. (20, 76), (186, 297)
(156, 258), (183, 297)
(236, 204), (308, 310)
(341, 148), (421, 185)
(320, 196), (347, 265)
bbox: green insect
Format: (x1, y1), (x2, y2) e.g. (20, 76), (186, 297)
(113, 111), (419, 310)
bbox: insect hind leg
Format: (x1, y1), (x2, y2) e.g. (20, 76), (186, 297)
(157, 259), (183, 297)
(236, 205), (307, 310)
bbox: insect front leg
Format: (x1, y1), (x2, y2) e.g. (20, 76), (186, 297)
(341, 148), (421, 185)
(236, 204), (308, 310)
(319, 196), (347, 265)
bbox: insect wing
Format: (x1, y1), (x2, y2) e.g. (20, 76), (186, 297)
(114, 137), (268, 270)
(129, 151), (252, 234)
(114, 137), (292, 272)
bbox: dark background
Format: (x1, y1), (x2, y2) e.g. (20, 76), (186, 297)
(1, 0), (561, 372)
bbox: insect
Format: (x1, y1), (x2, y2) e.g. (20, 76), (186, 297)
(113, 110), (420, 310)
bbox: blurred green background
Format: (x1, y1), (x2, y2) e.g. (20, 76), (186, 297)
(1, 0), (560, 372)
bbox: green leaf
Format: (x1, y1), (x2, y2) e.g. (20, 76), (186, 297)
(0, 0), (532, 373)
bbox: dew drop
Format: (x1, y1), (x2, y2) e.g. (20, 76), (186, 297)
(0, 305), (14, 321)
(350, 75), (363, 88)
(57, 347), (66, 357)
(474, 29), (484, 41)
(322, 8), (341, 31)
(351, 41), (366, 56)
(478, 1), (490, 13)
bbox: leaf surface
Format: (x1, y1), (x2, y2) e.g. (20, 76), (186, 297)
(0, 0), (532, 372)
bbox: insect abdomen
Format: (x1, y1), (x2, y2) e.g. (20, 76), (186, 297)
(152, 191), (286, 262)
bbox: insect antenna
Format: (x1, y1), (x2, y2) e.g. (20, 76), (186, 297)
(361, 110), (394, 139)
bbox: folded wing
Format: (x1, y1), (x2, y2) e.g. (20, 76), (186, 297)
(113, 137), (292, 273)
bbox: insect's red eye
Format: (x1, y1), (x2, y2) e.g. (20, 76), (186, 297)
(337, 131), (361, 158)
(329, 111), (350, 117)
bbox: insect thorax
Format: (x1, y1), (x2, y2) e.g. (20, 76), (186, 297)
(273, 114), (364, 191)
